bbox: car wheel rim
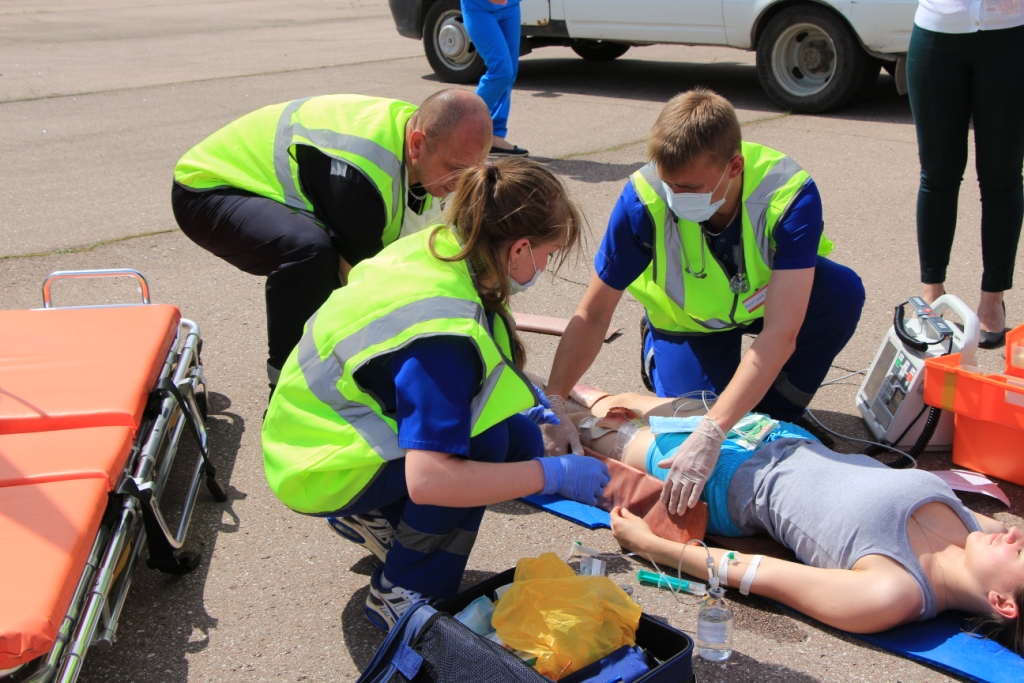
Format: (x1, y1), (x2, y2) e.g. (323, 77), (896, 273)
(771, 23), (836, 97)
(435, 11), (476, 70)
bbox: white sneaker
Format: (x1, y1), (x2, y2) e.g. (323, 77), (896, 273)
(327, 511), (394, 563)
(364, 566), (426, 632)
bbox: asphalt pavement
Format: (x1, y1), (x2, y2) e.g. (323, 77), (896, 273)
(2, 1), (1022, 681)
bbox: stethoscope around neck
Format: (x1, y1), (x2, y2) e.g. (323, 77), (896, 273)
(677, 215), (751, 294)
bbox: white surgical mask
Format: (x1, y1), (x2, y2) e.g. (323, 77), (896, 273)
(508, 243), (541, 295)
(662, 164), (732, 223)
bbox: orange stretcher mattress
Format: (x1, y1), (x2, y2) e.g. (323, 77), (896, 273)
(0, 478), (108, 670)
(0, 305), (180, 435)
(0, 426), (134, 491)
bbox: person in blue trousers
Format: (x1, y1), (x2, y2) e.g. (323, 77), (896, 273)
(462, 0), (529, 155)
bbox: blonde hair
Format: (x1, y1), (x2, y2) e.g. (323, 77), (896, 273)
(647, 88), (742, 173)
(430, 157), (584, 367)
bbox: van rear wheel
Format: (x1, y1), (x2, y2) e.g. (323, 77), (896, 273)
(756, 4), (879, 113)
(423, 0), (486, 84)
(571, 40), (630, 61)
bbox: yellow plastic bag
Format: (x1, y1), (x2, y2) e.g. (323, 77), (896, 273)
(491, 553), (642, 679)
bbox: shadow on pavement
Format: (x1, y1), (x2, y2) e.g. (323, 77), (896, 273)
(536, 157), (646, 184)
(78, 392), (246, 683)
(425, 52), (913, 124)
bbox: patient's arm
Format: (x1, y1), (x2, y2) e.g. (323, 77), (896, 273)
(611, 507), (923, 633)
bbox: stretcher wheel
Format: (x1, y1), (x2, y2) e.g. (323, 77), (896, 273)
(147, 550), (202, 575)
(195, 388), (209, 420)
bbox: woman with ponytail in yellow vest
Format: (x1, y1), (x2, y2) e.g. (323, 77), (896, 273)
(262, 158), (609, 631)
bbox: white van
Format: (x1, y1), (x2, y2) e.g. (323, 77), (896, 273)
(388, 0), (916, 113)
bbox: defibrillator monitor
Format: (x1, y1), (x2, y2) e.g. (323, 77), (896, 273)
(856, 295), (978, 451)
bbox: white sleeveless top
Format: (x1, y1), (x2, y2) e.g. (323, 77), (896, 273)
(915, 0), (1024, 34)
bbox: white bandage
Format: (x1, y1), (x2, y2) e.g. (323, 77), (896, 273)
(610, 418), (647, 460)
(739, 554), (764, 596)
(577, 416), (599, 449)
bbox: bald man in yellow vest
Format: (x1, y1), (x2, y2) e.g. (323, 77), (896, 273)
(172, 89), (492, 391)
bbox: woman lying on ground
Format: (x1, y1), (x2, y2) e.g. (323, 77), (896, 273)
(566, 391), (1023, 651)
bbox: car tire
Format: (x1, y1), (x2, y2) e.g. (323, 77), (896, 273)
(571, 40), (630, 61)
(423, 0), (486, 84)
(755, 4), (880, 114)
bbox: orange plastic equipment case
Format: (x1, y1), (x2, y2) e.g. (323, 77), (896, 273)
(923, 323), (1024, 485)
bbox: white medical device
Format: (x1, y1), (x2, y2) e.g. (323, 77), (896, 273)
(856, 295), (979, 451)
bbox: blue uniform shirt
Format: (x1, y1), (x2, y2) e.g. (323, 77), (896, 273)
(595, 179), (824, 291)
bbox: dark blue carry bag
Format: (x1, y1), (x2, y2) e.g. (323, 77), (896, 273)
(355, 601), (548, 683)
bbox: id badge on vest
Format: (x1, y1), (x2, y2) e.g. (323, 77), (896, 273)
(742, 284), (768, 313)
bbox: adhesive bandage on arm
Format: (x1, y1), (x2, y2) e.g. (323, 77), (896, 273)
(739, 554), (764, 596)
(609, 418), (648, 461)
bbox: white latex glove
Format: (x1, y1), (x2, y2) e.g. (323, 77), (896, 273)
(657, 415), (726, 515)
(541, 394), (584, 456)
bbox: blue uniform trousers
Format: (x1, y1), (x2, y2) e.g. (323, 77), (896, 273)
(643, 257), (865, 422)
(333, 413), (541, 598)
(461, 0), (521, 139)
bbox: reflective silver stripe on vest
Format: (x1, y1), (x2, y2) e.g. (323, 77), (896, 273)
(297, 297), (491, 461)
(297, 310), (405, 460)
(743, 155), (806, 266)
(291, 123), (403, 224)
(395, 522), (478, 557)
(639, 156), (805, 331)
(274, 97), (312, 210)
(638, 164), (731, 331)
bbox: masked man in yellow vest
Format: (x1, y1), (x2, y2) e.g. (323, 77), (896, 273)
(172, 89), (492, 391)
(545, 88), (865, 516)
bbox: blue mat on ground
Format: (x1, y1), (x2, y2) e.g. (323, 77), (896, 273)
(519, 494), (610, 529)
(519, 495), (1024, 683)
(856, 611), (1024, 683)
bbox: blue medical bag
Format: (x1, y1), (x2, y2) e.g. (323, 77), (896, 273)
(356, 568), (695, 683)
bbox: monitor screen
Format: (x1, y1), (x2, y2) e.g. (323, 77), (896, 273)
(864, 340), (897, 402)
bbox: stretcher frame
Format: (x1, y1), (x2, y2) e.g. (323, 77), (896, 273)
(4, 269), (225, 683)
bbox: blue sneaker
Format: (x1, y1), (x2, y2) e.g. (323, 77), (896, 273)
(365, 566), (426, 632)
(327, 511), (394, 563)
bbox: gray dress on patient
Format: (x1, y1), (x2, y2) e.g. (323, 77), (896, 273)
(727, 439), (982, 620)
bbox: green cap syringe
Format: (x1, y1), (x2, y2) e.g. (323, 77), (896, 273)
(637, 569), (707, 596)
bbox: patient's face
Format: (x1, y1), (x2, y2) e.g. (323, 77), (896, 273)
(965, 526), (1024, 596)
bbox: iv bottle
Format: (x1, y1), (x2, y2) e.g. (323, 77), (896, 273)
(696, 585), (734, 661)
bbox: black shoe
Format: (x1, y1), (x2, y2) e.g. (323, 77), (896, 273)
(978, 302), (1007, 350)
(794, 413), (836, 449)
(489, 145), (529, 156)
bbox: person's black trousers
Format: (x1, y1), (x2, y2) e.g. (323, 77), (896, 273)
(907, 23), (1024, 292)
(171, 184), (340, 383)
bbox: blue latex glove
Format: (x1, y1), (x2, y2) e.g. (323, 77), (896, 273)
(532, 383), (552, 409)
(535, 455), (610, 506)
(523, 383), (558, 425)
(523, 405), (560, 425)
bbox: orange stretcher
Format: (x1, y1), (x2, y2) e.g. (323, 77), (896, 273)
(0, 270), (225, 682)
